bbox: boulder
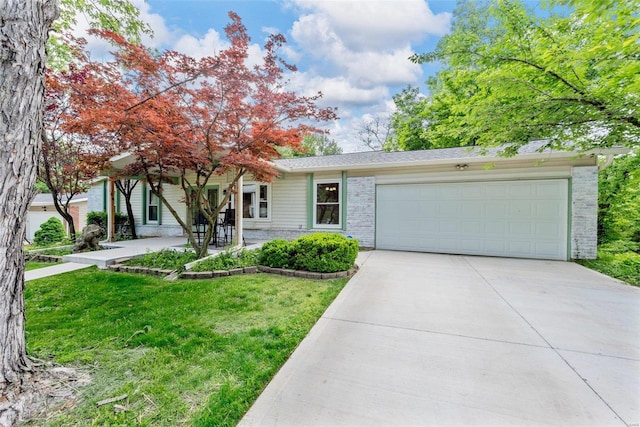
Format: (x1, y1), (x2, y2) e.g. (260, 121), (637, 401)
(73, 224), (105, 253)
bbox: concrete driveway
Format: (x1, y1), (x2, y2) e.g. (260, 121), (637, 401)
(239, 251), (640, 427)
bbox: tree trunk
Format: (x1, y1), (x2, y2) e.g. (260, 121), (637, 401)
(0, 0), (58, 392)
(115, 179), (138, 239)
(51, 196), (76, 238)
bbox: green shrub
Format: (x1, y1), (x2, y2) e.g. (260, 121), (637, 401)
(87, 211), (108, 228)
(33, 217), (66, 246)
(259, 239), (295, 269)
(578, 240), (640, 287)
(190, 249), (260, 272)
(126, 249), (197, 271)
(294, 233), (358, 273)
(599, 240), (639, 254)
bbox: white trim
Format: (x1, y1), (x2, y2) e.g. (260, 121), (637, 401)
(146, 187), (159, 224)
(242, 182), (271, 221)
(313, 179), (342, 229)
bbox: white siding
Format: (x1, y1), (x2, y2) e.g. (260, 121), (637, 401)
(160, 183), (185, 227)
(269, 175), (307, 229)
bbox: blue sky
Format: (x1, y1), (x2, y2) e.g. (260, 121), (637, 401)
(79, 1), (459, 152)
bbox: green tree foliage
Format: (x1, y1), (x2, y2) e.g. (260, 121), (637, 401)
(278, 133), (343, 157)
(34, 180), (49, 193)
(410, 0), (640, 152)
(386, 85), (470, 151)
(49, 0), (151, 68)
(598, 153), (640, 244)
(33, 217), (66, 246)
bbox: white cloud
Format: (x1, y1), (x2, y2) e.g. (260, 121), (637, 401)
(289, 2), (442, 90)
(290, 0), (451, 51)
(289, 73), (389, 107)
(342, 47), (423, 87)
(173, 29), (228, 59)
(284, 1), (449, 152)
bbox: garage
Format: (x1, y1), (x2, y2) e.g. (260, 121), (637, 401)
(376, 179), (569, 260)
(26, 211), (64, 241)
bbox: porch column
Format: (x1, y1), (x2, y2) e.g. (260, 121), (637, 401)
(236, 173), (243, 247)
(108, 176), (115, 242)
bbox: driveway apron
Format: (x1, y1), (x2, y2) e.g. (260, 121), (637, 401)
(240, 251), (640, 427)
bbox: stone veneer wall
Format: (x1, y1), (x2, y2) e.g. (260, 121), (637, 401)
(571, 166), (598, 259)
(87, 184), (104, 213)
(345, 176), (375, 248)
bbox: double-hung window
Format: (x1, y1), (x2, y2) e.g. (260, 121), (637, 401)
(147, 188), (159, 223)
(314, 180), (340, 227)
(242, 183), (269, 219)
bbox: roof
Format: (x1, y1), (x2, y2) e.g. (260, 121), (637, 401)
(273, 140), (617, 173)
(31, 192), (88, 206)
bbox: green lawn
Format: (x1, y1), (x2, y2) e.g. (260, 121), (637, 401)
(25, 268), (348, 426)
(25, 261), (58, 271)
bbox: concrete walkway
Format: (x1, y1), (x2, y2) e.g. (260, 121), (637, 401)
(25, 262), (93, 282)
(240, 250), (640, 427)
(26, 236), (264, 281)
(61, 236), (195, 268)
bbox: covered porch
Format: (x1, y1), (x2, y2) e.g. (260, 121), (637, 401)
(102, 152), (248, 250)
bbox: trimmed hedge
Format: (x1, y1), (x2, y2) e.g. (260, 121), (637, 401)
(294, 233), (358, 273)
(87, 211), (108, 228)
(259, 239), (296, 269)
(259, 233), (358, 273)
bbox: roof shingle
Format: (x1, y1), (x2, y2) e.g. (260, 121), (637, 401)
(274, 140), (552, 171)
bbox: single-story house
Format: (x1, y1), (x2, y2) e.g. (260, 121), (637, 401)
(27, 192), (88, 241)
(88, 140), (619, 261)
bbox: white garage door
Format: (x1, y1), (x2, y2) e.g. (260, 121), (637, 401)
(27, 212), (64, 241)
(376, 180), (569, 260)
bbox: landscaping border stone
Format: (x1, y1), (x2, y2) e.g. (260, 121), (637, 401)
(27, 254), (63, 263)
(106, 262), (359, 281)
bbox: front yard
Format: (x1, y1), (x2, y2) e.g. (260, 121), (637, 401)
(25, 268), (347, 426)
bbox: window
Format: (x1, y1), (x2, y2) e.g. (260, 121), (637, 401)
(147, 188), (159, 223)
(314, 181), (340, 227)
(242, 183), (269, 219)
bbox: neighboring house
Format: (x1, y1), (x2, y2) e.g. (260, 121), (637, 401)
(27, 192), (88, 241)
(89, 140), (619, 260)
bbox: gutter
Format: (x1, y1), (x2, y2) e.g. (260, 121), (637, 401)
(272, 147), (629, 174)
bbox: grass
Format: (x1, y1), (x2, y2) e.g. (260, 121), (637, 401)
(578, 242), (640, 287)
(25, 268), (347, 426)
(25, 261), (58, 271)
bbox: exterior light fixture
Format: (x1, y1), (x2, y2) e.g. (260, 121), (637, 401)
(455, 164), (469, 170)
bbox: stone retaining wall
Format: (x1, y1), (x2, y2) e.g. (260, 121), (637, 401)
(107, 263), (357, 280)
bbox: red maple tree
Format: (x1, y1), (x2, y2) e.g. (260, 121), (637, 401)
(41, 38), (117, 238)
(88, 12), (337, 257)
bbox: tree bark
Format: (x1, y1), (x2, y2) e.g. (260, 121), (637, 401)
(0, 0), (58, 391)
(115, 179), (138, 239)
